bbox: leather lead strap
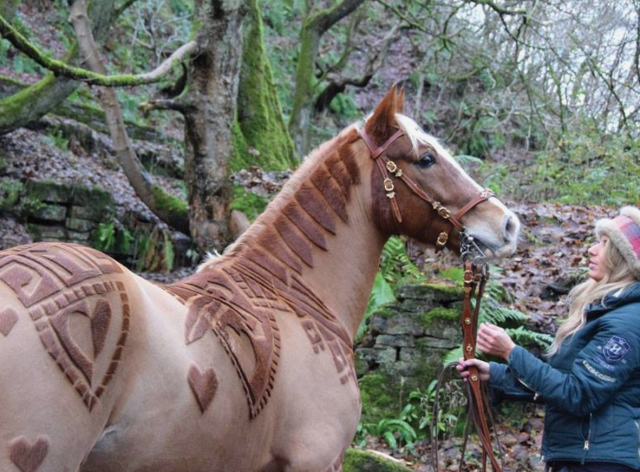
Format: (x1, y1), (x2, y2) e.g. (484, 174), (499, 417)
(461, 262), (503, 472)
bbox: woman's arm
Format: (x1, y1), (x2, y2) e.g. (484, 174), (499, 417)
(457, 357), (539, 403)
(477, 319), (640, 416)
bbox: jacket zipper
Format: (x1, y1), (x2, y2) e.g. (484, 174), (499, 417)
(635, 420), (640, 461)
(581, 413), (593, 464)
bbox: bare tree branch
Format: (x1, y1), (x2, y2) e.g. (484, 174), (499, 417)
(0, 13), (198, 86)
(315, 24), (405, 112)
(314, 0), (367, 34)
(69, 0), (190, 234)
(463, 0), (526, 16)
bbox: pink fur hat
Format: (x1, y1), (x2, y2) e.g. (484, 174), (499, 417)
(596, 206), (640, 279)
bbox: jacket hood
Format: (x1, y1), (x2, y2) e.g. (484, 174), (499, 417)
(585, 281), (640, 317)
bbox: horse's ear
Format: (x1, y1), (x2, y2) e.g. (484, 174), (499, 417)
(365, 84), (405, 141)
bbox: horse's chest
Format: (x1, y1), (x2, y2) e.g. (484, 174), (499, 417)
(163, 263), (358, 419)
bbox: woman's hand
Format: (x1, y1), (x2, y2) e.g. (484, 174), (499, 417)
(477, 323), (516, 361)
(456, 358), (491, 381)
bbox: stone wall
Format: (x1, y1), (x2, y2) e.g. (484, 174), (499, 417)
(3, 179), (192, 269)
(23, 180), (115, 245)
(356, 284), (464, 422)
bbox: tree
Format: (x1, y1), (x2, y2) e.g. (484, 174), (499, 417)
(0, 0), (121, 135)
(288, 0), (366, 156)
(234, 0), (296, 171)
(1, 0), (296, 251)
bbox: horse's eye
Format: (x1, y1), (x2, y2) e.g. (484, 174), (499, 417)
(416, 152), (436, 168)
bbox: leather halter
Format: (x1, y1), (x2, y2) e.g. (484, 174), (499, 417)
(358, 126), (504, 472)
(358, 127), (494, 250)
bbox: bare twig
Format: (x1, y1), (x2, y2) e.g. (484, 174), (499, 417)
(0, 13), (198, 87)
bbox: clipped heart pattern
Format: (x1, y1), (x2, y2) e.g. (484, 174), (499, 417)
(9, 435), (50, 472)
(0, 307), (18, 337)
(188, 363), (218, 413)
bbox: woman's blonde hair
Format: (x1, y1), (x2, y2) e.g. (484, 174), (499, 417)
(548, 238), (638, 355)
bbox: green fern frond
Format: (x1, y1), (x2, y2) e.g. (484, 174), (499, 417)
(380, 236), (425, 285)
(479, 303), (528, 325)
(454, 154), (484, 168)
(506, 326), (554, 348)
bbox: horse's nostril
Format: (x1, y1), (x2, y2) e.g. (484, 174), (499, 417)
(504, 215), (517, 241)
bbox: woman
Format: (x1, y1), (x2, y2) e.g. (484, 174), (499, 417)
(457, 206), (640, 472)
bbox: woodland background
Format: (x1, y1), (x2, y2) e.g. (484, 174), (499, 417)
(0, 0), (639, 471)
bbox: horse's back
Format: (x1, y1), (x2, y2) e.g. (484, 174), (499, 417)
(0, 242), (143, 471)
(0, 242), (360, 472)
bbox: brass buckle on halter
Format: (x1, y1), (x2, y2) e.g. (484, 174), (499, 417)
(384, 178), (395, 199)
(386, 160), (403, 177)
(384, 178), (394, 192)
(432, 201), (451, 219)
(481, 189), (492, 199)
(438, 207), (451, 219)
(436, 231), (448, 247)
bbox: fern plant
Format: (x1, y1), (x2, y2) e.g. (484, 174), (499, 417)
(380, 236), (425, 285)
(440, 265), (553, 365)
(355, 237), (424, 343)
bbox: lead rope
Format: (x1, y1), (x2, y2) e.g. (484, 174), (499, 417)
(431, 249), (504, 472)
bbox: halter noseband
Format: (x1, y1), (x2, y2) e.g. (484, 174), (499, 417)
(358, 127), (495, 252)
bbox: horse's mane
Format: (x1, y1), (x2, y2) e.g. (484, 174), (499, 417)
(200, 113), (443, 272)
(199, 125), (361, 272)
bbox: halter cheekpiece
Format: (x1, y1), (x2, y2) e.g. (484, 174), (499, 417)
(357, 127), (494, 252)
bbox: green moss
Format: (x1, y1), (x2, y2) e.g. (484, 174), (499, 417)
(0, 73), (54, 132)
(374, 307), (397, 319)
(358, 373), (397, 423)
(422, 283), (464, 298)
(343, 449), (411, 472)
(229, 185), (268, 221)
(234, 0), (296, 171)
(420, 307), (459, 327)
(151, 185), (188, 219)
(0, 179), (22, 211)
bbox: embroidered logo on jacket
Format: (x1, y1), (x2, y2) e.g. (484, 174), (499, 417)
(603, 336), (631, 362)
(582, 360), (616, 383)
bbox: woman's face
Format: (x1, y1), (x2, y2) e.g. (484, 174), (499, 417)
(588, 235), (609, 282)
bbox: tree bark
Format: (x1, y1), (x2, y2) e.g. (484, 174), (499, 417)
(288, 0), (366, 157)
(234, 0), (295, 171)
(0, 0), (117, 135)
(69, 0), (190, 235)
(181, 0), (246, 251)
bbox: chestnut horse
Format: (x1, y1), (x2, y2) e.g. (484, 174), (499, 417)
(0, 86), (519, 472)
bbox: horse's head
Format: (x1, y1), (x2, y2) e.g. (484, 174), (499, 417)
(361, 85), (519, 258)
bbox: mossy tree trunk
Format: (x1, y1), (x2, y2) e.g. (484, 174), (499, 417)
(181, 0), (246, 251)
(0, 0), (117, 135)
(234, 0), (295, 171)
(288, 0), (366, 157)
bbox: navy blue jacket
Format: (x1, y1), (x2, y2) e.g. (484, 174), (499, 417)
(489, 282), (640, 469)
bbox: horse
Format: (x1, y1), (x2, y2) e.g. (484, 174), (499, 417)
(0, 85), (520, 472)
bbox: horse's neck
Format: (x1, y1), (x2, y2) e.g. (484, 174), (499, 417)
(223, 136), (386, 340)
